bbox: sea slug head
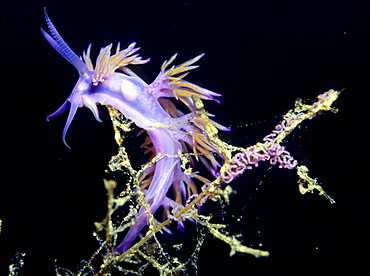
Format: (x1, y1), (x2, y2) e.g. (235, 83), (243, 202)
(41, 8), (101, 148)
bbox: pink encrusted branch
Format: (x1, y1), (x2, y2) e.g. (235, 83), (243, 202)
(221, 127), (298, 183)
(221, 89), (340, 183)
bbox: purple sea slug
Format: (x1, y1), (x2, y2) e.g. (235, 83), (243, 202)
(42, 9), (228, 253)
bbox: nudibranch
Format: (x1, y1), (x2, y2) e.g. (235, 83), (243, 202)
(42, 8), (228, 253)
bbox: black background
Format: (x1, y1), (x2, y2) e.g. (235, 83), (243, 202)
(1, 0), (369, 275)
